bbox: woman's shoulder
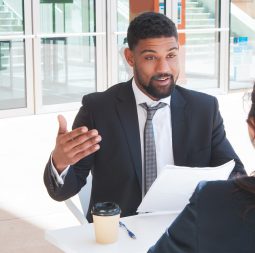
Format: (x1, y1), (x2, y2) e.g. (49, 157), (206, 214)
(198, 176), (255, 192)
(197, 179), (237, 191)
(193, 177), (255, 209)
(190, 178), (249, 202)
(192, 179), (234, 196)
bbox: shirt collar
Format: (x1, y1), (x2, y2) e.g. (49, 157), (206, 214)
(132, 78), (171, 107)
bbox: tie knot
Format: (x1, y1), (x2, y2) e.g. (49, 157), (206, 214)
(140, 102), (167, 120)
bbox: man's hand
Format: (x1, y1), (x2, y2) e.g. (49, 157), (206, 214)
(52, 115), (101, 172)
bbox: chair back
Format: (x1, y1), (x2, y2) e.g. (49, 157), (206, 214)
(78, 173), (92, 216)
(64, 173), (92, 224)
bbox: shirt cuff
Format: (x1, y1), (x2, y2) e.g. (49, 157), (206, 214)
(50, 154), (70, 185)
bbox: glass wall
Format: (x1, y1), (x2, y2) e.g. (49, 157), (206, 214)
(177, 0), (220, 90)
(117, 0), (130, 82)
(230, 0), (255, 89)
(2, 0), (253, 117)
(39, 0), (96, 105)
(0, 0), (26, 110)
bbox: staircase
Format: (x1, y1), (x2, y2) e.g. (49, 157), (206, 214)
(0, 2), (23, 33)
(0, 1), (23, 72)
(185, 0), (216, 58)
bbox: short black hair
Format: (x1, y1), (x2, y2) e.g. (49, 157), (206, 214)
(127, 12), (178, 50)
(248, 83), (255, 122)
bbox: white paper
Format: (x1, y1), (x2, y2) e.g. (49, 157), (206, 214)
(137, 160), (235, 213)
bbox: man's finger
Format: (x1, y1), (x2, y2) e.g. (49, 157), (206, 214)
(60, 126), (89, 144)
(67, 129), (99, 149)
(69, 134), (101, 156)
(71, 144), (100, 164)
(58, 114), (68, 134)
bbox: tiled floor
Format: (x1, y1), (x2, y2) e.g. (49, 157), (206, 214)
(0, 111), (80, 253)
(0, 91), (254, 252)
(0, 210), (62, 253)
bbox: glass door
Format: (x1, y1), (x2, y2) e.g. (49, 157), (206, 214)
(171, 0), (227, 91)
(0, 0), (34, 118)
(0, 0), (107, 117)
(33, 0), (107, 113)
(229, 0), (255, 90)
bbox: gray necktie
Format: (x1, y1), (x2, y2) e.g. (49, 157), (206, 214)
(140, 102), (167, 193)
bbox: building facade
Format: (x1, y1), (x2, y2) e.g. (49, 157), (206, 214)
(0, 0), (254, 118)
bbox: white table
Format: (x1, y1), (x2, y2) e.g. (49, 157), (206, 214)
(45, 212), (179, 253)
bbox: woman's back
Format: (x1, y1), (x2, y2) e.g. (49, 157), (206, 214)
(196, 179), (255, 252)
(149, 178), (255, 253)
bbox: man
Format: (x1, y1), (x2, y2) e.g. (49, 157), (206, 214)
(44, 12), (246, 222)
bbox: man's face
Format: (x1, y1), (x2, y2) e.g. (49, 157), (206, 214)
(125, 36), (180, 100)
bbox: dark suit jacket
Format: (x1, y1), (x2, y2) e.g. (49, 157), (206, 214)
(148, 178), (255, 253)
(44, 79), (245, 222)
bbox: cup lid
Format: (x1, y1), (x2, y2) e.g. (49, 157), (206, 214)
(91, 202), (121, 216)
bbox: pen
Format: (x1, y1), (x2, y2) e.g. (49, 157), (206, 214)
(119, 221), (136, 239)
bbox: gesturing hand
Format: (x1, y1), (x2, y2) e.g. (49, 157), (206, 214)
(52, 115), (101, 172)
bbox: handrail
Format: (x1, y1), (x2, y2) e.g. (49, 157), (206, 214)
(177, 28), (229, 34)
(114, 28), (229, 36)
(36, 32), (106, 38)
(0, 32), (106, 40)
(0, 34), (33, 40)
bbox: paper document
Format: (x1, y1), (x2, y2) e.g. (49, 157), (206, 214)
(137, 160), (235, 213)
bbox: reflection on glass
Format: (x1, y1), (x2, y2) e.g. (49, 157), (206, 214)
(117, 0), (129, 32)
(40, 0), (95, 33)
(178, 0), (219, 89)
(230, 0), (255, 89)
(41, 36), (96, 105)
(117, 0), (131, 82)
(0, 40), (26, 110)
(179, 33), (219, 89)
(118, 35), (133, 82)
(0, 0), (24, 34)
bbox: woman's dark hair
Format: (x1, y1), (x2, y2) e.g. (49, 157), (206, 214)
(127, 12), (178, 50)
(235, 82), (255, 215)
(247, 83), (255, 128)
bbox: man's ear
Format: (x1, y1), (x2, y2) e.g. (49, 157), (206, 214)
(124, 48), (135, 67)
(248, 117), (255, 137)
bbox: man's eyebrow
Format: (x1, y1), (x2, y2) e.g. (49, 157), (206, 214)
(140, 47), (179, 55)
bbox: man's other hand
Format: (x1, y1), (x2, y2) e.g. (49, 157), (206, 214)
(52, 114), (101, 172)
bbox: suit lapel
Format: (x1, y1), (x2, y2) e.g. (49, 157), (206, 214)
(116, 80), (142, 190)
(171, 87), (189, 165)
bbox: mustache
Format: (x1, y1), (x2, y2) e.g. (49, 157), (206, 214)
(151, 73), (174, 80)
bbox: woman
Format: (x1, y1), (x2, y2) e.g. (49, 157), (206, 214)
(148, 84), (255, 253)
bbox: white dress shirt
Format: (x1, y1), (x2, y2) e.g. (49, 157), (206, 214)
(51, 79), (174, 189)
(132, 79), (174, 196)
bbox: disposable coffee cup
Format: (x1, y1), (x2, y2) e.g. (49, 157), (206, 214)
(91, 202), (121, 244)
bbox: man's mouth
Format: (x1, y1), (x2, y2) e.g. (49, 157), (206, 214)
(152, 75), (172, 86)
(155, 76), (169, 81)
(152, 74), (173, 83)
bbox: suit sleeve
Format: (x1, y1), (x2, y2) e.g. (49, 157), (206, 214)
(147, 183), (202, 253)
(43, 95), (95, 201)
(210, 97), (246, 178)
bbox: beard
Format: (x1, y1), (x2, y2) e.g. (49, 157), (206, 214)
(135, 69), (177, 99)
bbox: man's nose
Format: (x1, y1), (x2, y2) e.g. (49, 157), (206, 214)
(156, 59), (170, 73)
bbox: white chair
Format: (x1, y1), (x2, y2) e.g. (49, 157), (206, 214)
(64, 173), (92, 224)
